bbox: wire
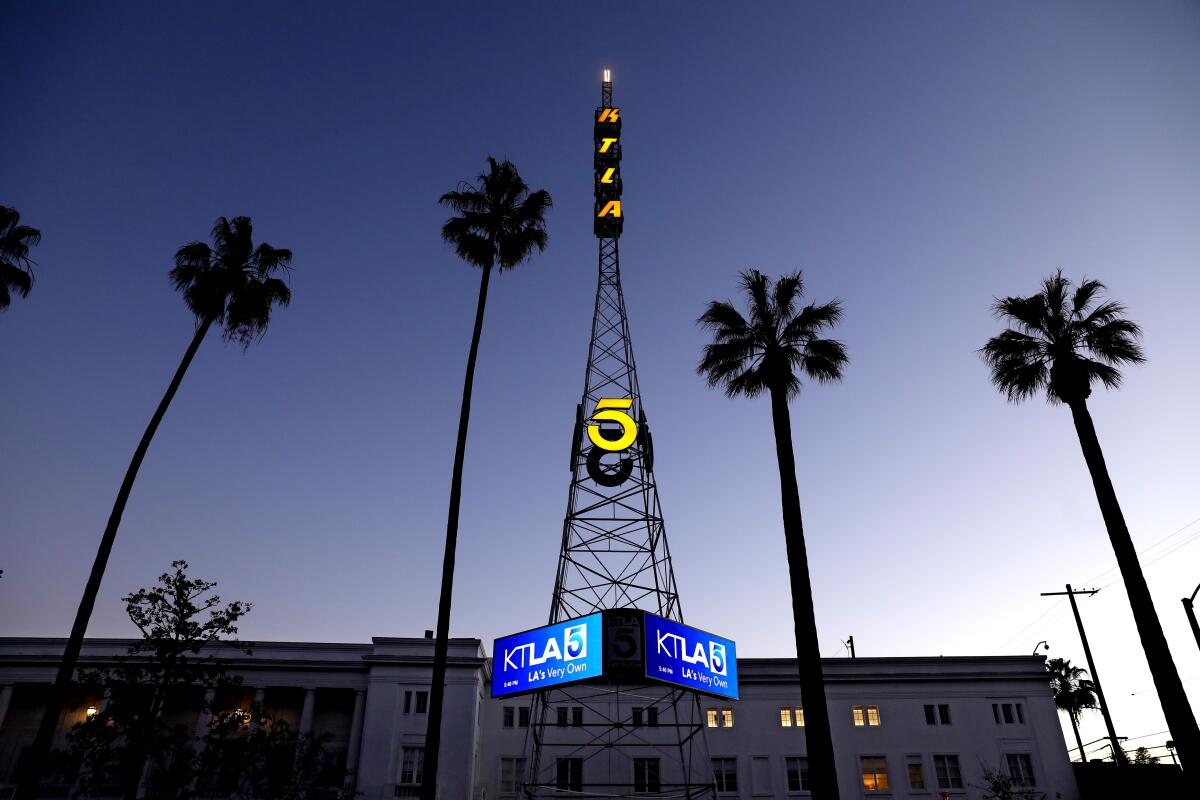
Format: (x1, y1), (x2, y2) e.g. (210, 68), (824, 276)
(990, 599), (1067, 655)
(1078, 514), (1200, 588)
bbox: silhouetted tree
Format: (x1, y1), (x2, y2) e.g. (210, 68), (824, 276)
(20, 217), (292, 799)
(981, 270), (1199, 768)
(67, 561), (251, 800)
(0, 206), (42, 310)
(422, 158), (551, 799)
(1046, 657), (1098, 762)
(697, 269), (847, 800)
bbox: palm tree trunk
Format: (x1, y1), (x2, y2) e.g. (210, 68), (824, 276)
(1067, 399), (1200, 768)
(18, 318), (214, 800)
(422, 264), (492, 800)
(769, 386), (840, 800)
(1068, 711), (1086, 763)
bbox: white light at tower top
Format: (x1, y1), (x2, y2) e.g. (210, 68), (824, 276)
(603, 69), (611, 82)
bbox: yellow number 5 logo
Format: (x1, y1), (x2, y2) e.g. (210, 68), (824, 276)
(587, 398), (637, 451)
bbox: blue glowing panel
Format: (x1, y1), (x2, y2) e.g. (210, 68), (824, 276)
(643, 613), (738, 699)
(491, 613), (604, 698)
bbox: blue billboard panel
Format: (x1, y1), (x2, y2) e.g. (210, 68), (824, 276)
(644, 613), (738, 699)
(491, 613), (604, 698)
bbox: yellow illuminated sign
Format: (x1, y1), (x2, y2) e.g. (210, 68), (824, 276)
(587, 398), (637, 451)
(599, 167), (617, 184)
(597, 107), (620, 123)
(597, 200), (622, 218)
(597, 138), (619, 154)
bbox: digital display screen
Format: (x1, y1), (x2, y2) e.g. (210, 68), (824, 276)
(643, 612), (738, 699)
(491, 613), (604, 698)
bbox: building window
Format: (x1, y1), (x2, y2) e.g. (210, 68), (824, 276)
(399, 747), (424, 785)
(933, 754), (963, 789)
(632, 707), (643, 727)
(499, 757), (525, 794)
(779, 706), (804, 727)
(403, 690), (412, 714)
(633, 758), (661, 793)
(707, 708), (734, 728)
(519, 706), (530, 728)
(860, 756), (889, 792)
(924, 703), (952, 725)
(556, 758), (583, 792)
(993, 702), (1025, 725)
(1006, 754), (1036, 787)
(785, 757), (810, 792)
(647, 706), (658, 727)
(503, 707), (514, 728)
(557, 707), (569, 727)
(712, 758), (738, 792)
(415, 691), (428, 714)
(572, 706), (584, 728)
(906, 756), (925, 790)
(852, 705), (881, 726)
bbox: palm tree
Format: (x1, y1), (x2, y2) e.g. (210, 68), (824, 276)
(698, 269), (847, 799)
(1046, 657), (1099, 762)
(422, 158), (551, 800)
(1, 205), (42, 310)
(19, 217), (292, 799)
(981, 270), (1200, 768)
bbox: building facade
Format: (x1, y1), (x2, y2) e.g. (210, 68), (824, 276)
(0, 637), (1079, 799)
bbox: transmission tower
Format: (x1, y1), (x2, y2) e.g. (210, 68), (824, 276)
(522, 71), (715, 799)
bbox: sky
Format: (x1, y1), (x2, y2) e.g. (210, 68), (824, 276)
(3, 0), (1200, 762)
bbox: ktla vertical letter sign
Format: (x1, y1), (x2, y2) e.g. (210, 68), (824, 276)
(594, 96), (622, 237)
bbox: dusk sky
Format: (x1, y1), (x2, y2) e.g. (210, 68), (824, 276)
(3, 1), (1199, 760)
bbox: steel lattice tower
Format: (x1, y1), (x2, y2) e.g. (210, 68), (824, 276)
(522, 73), (715, 800)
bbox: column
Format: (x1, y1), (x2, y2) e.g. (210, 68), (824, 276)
(248, 687), (266, 733)
(343, 689), (367, 793)
(185, 688), (218, 795)
(0, 685), (13, 732)
(299, 688), (316, 735)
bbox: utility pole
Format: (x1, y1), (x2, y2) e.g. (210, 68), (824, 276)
(847, 635), (856, 658)
(1183, 584), (1200, 656)
(1041, 584), (1128, 765)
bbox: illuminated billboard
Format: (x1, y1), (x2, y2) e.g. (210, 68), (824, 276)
(644, 612), (738, 700)
(491, 613), (604, 698)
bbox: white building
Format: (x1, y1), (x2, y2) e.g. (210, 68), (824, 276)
(0, 637), (1079, 799)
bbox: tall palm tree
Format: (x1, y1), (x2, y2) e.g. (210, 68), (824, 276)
(19, 217), (292, 799)
(981, 270), (1200, 768)
(1046, 657), (1099, 762)
(1, 205), (42, 310)
(422, 158), (551, 800)
(698, 269), (847, 799)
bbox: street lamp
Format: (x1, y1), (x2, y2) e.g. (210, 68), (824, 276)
(1183, 584), (1200, 655)
(1032, 640), (1049, 656)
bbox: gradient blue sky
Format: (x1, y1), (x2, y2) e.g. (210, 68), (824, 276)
(3, 1), (1199, 760)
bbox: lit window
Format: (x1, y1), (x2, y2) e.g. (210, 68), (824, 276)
(780, 708), (792, 727)
(503, 707), (514, 728)
(707, 708), (734, 728)
(867, 706), (881, 726)
(907, 757), (925, 790)
(794, 706), (805, 726)
(853, 706), (865, 726)
(860, 756), (889, 792)
(1006, 754), (1036, 787)
(785, 757), (810, 792)
(499, 757), (525, 794)
(934, 754), (963, 789)
(399, 747), (424, 785)
(556, 758), (583, 792)
(712, 758), (738, 792)
(633, 758), (661, 793)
